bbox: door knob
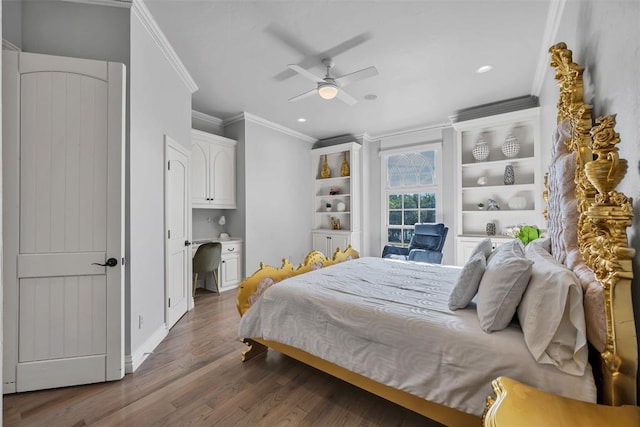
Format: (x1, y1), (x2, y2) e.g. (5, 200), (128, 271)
(185, 240), (192, 246)
(93, 258), (118, 267)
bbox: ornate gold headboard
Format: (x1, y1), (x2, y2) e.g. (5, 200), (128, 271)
(549, 42), (637, 406)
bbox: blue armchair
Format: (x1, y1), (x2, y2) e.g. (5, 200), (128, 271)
(382, 223), (449, 264)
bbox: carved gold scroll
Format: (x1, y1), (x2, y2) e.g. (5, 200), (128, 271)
(549, 42), (637, 406)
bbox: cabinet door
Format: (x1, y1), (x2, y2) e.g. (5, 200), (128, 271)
(312, 234), (329, 254)
(191, 141), (209, 206)
(220, 252), (241, 290)
(328, 234), (350, 255)
(210, 143), (236, 208)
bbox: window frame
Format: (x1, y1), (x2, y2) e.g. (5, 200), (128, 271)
(379, 142), (443, 248)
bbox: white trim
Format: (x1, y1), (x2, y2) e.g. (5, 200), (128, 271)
(131, 0), (198, 93)
(60, 0), (132, 8)
(451, 107), (540, 131)
(125, 323), (168, 373)
(531, 0), (567, 96)
(224, 112), (317, 144)
(378, 141), (443, 157)
(192, 110), (224, 128)
(371, 122), (450, 140)
(2, 39), (20, 52)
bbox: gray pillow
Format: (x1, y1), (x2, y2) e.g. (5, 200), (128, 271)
(448, 252), (486, 310)
(477, 239), (533, 332)
(469, 238), (493, 260)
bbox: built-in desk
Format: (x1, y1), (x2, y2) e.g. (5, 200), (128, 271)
(192, 238), (243, 293)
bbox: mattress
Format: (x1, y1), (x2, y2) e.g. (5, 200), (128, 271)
(238, 257), (597, 416)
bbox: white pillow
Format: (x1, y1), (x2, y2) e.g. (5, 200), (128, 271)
(448, 252), (486, 310)
(518, 241), (588, 375)
(477, 239), (533, 332)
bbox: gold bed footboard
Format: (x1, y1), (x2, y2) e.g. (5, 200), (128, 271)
(236, 246), (359, 317)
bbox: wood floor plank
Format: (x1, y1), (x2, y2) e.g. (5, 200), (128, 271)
(3, 289), (446, 426)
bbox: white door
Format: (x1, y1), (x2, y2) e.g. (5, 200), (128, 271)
(3, 51), (125, 392)
(165, 137), (190, 329)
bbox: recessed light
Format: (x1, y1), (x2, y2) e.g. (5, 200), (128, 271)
(364, 94), (378, 101)
(297, 118), (307, 123)
(476, 65), (493, 74)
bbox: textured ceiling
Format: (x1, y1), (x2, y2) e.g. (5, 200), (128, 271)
(146, 0), (551, 140)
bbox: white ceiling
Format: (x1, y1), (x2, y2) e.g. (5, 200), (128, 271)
(145, 0), (551, 140)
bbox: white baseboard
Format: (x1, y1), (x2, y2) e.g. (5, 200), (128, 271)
(3, 382), (16, 394)
(125, 323), (168, 374)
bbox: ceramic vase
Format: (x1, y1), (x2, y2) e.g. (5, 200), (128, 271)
(320, 154), (331, 179)
(504, 164), (515, 185)
(472, 137), (490, 161)
(486, 222), (496, 236)
(501, 133), (520, 158)
(340, 152), (350, 177)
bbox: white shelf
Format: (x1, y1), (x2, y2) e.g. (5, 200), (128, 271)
(453, 107), (543, 265)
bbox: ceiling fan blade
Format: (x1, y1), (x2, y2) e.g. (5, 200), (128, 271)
(335, 66), (379, 87)
(288, 64), (324, 83)
(288, 88), (317, 102)
(336, 89), (358, 106)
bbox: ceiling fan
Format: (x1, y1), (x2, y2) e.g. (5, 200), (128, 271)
(288, 58), (378, 105)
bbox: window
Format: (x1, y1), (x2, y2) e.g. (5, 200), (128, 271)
(382, 146), (441, 247)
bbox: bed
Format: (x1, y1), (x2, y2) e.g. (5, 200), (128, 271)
(235, 42), (637, 427)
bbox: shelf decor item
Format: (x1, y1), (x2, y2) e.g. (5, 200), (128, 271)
(508, 196), (526, 210)
(340, 152), (350, 177)
(477, 176), (488, 186)
(472, 136), (490, 161)
(325, 203), (332, 212)
(501, 133), (520, 158)
(337, 202), (346, 212)
(486, 222), (496, 236)
(331, 217), (341, 230)
(487, 199), (501, 210)
(477, 203), (485, 210)
(503, 164), (515, 185)
(320, 154), (331, 179)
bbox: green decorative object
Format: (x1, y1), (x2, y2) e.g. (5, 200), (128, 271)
(518, 225), (540, 245)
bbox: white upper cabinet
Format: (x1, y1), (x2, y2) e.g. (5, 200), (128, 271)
(191, 129), (237, 209)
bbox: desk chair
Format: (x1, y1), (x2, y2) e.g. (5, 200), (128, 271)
(192, 242), (222, 297)
(382, 223), (449, 264)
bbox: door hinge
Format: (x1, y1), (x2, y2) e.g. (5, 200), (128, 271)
(168, 298), (171, 308)
(121, 257), (126, 266)
(168, 161), (171, 170)
(168, 230), (171, 239)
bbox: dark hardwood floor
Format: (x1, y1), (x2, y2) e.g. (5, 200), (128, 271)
(4, 290), (444, 426)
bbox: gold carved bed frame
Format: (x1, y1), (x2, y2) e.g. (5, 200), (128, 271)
(236, 43), (637, 426)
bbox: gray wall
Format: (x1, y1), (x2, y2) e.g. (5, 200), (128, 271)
(129, 10), (192, 354)
(2, 0), (21, 48)
(538, 0), (640, 396)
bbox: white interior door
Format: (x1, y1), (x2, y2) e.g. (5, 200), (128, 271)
(165, 137), (190, 329)
(2, 51), (125, 393)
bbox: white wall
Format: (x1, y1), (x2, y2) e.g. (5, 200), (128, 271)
(538, 0), (640, 396)
(129, 10), (192, 355)
(2, 0), (20, 48)
(226, 118), (313, 274)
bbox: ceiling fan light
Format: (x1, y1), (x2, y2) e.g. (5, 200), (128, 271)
(318, 83), (338, 100)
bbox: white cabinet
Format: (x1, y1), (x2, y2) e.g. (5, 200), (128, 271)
(456, 235), (513, 265)
(311, 142), (361, 254)
(219, 241), (242, 291)
(452, 108), (543, 265)
(312, 231), (358, 257)
(191, 129), (237, 209)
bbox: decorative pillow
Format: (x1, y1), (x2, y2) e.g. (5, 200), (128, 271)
(448, 252), (486, 310)
(476, 239), (533, 332)
(518, 241), (588, 375)
(468, 238), (493, 260)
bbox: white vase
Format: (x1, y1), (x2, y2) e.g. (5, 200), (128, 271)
(472, 137), (490, 161)
(502, 133), (520, 158)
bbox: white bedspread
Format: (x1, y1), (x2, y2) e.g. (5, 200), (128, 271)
(238, 257), (596, 416)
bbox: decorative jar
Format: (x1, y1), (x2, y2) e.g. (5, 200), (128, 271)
(503, 164), (515, 185)
(472, 136), (490, 161)
(501, 133), (520, 158)
(486, 222), (496, 236)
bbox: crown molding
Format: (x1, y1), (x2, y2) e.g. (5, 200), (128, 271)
(371, 121), (450, 141)
(354, 133), (378, 144)
(224, 112), (317, 144)
(531, 0), (566, 96)
(60, 0), (132, 8)
(192, 110), (223, 128)
(2, 39), (20, 52)
(131, 0), (198, 93)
